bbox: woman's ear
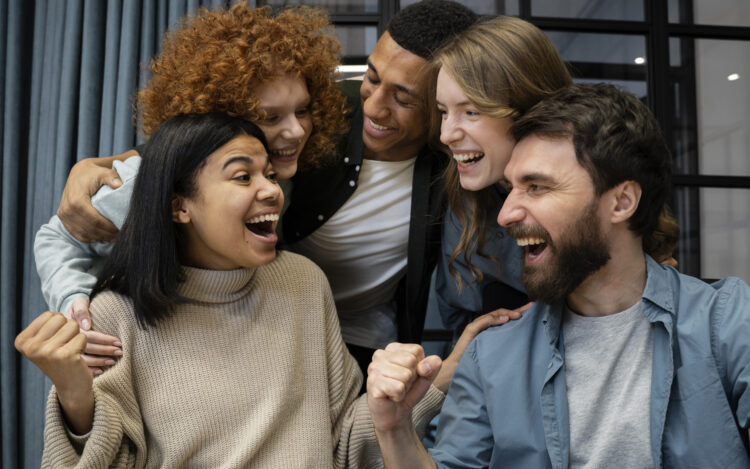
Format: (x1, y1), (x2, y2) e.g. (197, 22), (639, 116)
(172, 196), (191, 224)
(610, 180), (642, 224)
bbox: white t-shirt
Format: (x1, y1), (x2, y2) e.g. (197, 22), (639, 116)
(290, 157), (415, 349)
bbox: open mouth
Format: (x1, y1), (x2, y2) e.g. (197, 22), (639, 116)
(516, 237), (548, 260)
(453, 152), (485, 165)
(245, 213), (279, 238)
(368, 119), (392, 131)
(270, 148), (297, 159)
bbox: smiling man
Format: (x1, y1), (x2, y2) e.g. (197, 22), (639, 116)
(284, 1), (478, 375)
(367, 84), (750, 468)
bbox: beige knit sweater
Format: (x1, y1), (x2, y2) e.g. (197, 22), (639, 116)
(41, 251), (444, 468)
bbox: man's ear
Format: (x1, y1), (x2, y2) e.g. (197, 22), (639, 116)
(172, 196), (191, 224)
(609, 180), (642, 224)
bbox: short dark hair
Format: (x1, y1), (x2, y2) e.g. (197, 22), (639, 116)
(512, 83), (672, 241)
(387, 0), (478, 59)
(92, 113), (269, 328)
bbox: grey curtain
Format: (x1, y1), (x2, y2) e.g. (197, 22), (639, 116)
(1, 0), (227, 466)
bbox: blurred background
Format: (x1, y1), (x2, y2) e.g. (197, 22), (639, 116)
(1, 1), (748, 466)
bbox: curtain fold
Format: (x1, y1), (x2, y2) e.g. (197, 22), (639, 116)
(1, 1), (227, 466)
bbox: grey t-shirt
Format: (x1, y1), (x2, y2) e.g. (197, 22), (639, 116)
(563, 301), (655, 469)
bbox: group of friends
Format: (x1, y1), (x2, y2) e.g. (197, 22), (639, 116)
(14, 1), (750, 468)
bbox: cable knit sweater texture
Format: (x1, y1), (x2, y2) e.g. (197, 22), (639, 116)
(41, 251), (444, 468)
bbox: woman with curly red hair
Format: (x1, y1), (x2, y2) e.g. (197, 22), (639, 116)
(34, 3), (348, 372)
(137, 3), (348, 176)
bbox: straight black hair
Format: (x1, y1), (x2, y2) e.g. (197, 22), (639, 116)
(92, 113), (269, 328)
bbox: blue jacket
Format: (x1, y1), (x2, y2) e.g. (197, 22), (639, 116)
(430, 255), (750, 468)
(435, 185), (526, 331)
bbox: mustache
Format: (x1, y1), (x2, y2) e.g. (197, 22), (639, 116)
(506, 224), (551, 244)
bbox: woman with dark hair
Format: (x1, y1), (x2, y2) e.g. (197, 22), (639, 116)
(34, 3), (348, 373)
(17, 113), (444, 468)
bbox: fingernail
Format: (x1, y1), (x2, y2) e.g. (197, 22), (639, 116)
(93, 369), (103, 376)
(422, 362), (433, 374)
(500, 315), (508, 321)
(81, 319), (90, 330)
(105, 359), (116, 366)
(113, 177), (122, 186)
(114, 349), (123, 356)
(113, 341), (122, 347)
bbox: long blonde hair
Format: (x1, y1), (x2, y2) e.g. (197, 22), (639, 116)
(429, 15), (572, 290)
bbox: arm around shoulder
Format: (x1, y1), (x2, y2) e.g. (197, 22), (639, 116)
(35, 156), (141, 314)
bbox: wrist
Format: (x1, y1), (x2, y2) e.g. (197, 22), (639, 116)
(375, 417), (419, 444)
(57, 385), (94, 435)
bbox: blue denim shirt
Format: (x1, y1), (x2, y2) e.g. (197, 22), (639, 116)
(430, 256), (750, 468)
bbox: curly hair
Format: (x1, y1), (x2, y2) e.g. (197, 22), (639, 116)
(136, 3), (348, 169)
(387, 0), (477, 59)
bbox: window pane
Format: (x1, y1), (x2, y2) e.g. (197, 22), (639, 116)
(259, 0), (378, 14)
(399, 0), (518, 15)
(669, 0), (750, 27)
(333, 25), (378, 62)
(532, 0), (643, 21)
(545, 31), (647, 97)
(675, 187), (750, 283)
(670, 38), (750, 176)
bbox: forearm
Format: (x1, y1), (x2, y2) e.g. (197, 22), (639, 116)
(34, 216), (104, 313)
(57, 384), (94, 435)
(376, 422), (436, 469)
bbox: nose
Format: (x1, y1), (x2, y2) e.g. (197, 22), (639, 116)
(440, 113), (462, 146)
(281, 115), (305, 140)
(497, 189), (524, 228)
(258, 176), (282, 203)
(362, 85), (389, 121)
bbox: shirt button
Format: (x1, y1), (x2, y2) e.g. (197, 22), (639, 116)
(317, 214), (324, 221)
(355, 165), (360, 171)
(349, 180), (355, 187)
(344, 157), (349, 163)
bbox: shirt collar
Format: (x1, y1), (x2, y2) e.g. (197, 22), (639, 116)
(641, 253), (677, 323)
(538, 254), (676, 341)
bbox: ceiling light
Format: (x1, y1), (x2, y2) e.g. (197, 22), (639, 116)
(728, 73), (740, 81)
(634, 57), (646, 65)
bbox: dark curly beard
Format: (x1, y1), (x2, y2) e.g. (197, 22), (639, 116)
(511, 200), (611, 305)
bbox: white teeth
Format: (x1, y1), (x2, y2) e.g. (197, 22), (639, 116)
(452, 152), (484, 163)
(369, 119), (391, 131)
(272, 148), (296, 157)
(247, 213), (279, 224)
(516, 237), (545, 247)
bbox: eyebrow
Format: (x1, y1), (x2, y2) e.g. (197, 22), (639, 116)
(259, 98), (310, 112)
(519, 172), (557, 185)
(222, 155), (269, 170)
(367, 60), (420, 100)
(435, 98), (472, 108)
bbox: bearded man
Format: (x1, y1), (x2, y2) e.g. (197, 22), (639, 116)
(366, 83), (750, 469)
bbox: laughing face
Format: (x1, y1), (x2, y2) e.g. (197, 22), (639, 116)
(253, 74), (313, 179)
(498, 135), (611, 304)
(359, 32), (429, 162)
(174, 134), (283, 270)
(436, 68), (516, 191)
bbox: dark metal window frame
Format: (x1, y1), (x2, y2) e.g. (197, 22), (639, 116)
(515, 0), (750, 277)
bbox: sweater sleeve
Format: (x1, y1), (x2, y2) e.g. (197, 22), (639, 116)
(41, 292), (148, 468)
(325, 281), (446, 469)
(34, 156), (141, 314)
